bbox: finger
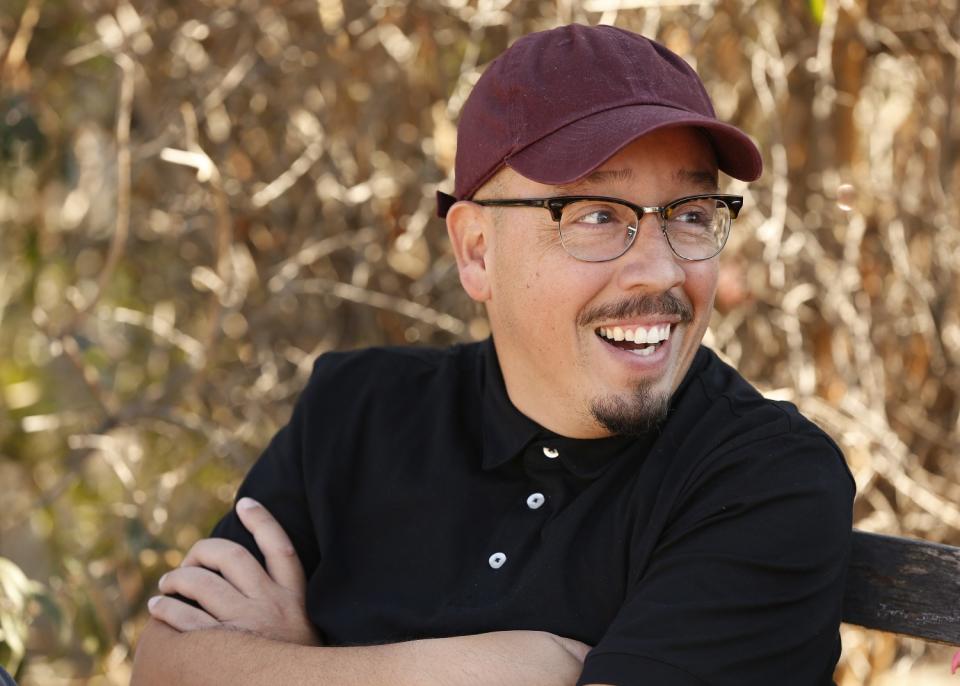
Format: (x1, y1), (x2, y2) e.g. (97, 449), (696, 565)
(148, 594), (220, 633)
(235, 497), (306, 593)
(158, 566), (247, 620)
(181, 537), (272, 598)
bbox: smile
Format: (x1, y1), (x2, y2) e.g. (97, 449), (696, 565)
(595, 324), (672, 357)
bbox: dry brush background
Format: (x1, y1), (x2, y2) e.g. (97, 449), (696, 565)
(0, 0), (958, 683)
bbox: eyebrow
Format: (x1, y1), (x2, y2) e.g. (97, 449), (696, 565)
(675, 168), (719, 191)
(556, 167), (719, 194)
(556, 169), (635, 193)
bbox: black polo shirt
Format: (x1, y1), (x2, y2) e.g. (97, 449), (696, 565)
(211, 339), (854, 686)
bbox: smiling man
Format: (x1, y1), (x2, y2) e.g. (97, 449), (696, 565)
(133, 24), (855, 686)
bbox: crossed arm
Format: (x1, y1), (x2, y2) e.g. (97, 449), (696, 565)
(131, 498), (601, 686)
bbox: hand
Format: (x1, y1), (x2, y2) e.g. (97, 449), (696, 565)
(952, 649), (959, 675)
(148, 497), (321, 646)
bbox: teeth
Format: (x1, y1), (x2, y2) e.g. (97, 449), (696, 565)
(629, 345), (657, 357)
(597, 324), (672, 345)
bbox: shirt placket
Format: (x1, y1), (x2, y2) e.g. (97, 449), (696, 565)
(452, 442), (569, 607)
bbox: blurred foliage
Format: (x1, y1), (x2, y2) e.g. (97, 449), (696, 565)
(0, 0), (958, 683)
(0, 556), (46, 675)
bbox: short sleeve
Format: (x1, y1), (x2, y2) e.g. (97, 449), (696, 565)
(578, 432), (854, 686)
(208, 357), (332, 575)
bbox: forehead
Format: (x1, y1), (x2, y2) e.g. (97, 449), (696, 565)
(571, 128), (717, 186)
(558, 167), (718, 195)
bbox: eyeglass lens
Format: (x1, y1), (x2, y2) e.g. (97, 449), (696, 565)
(557, 197), (732, 262)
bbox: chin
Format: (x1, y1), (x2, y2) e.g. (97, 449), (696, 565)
(589, 380), (672, 436)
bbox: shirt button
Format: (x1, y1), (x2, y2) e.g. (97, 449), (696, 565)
(542, 446), (559, 459)
(526, 492), (546, 510)
(488, 552), (507, 569)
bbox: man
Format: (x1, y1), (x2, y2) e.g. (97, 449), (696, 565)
(133, 24), (854, 685)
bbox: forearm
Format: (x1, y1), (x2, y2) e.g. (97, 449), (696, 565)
(132, 620), (308, 685)
(133, 619), (422, 686)
(132, 619), (587, 686)
(136, 504), (589, 684)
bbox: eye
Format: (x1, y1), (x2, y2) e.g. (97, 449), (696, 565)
(668, 200), (715, 228)
(675, 209), (708, 224)
(562, 201), (632, 228)
(577, 209), (616, 225)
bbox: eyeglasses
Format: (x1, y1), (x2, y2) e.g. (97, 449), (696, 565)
(473, 193), (743, 262)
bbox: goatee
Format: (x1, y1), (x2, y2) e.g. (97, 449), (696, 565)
(590, 380), (670, 436)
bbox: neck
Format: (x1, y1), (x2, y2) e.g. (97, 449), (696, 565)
(494, 342), (612, 440)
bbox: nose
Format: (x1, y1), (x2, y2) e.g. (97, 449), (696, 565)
(614, 215), (686, 293)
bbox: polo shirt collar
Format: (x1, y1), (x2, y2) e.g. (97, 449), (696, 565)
(534, 432), (640, 479)
(480, 337), (541, 471)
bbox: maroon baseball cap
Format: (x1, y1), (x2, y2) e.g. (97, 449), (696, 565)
(436, 24), (762, 217)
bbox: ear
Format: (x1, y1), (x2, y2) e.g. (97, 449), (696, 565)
(446, 201), (492, 302)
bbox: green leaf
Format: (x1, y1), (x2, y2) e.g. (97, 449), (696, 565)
(809, 0), (825, 24)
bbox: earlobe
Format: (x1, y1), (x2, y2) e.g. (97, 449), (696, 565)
(446, 201), (492, 302)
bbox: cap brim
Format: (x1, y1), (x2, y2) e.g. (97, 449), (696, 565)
(505, 104), (762, 186)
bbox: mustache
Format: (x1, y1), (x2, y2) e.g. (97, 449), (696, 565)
(577, 292), (693, 328)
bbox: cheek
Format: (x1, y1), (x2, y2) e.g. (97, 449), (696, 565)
(686, 262), (719, 308)
(490, 231), (563, 302)
(486, 243), (551, 337)
(495, 262), (600, 344)
(683, 264), (719, 338)
(487, 223), (610, 332)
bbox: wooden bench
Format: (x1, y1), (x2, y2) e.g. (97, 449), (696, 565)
(843, 529), (960, 646)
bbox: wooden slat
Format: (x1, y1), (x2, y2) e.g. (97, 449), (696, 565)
(843, 530), (960, 644)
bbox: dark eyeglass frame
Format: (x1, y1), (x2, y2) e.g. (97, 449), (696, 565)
(473, 193), (744, 262)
